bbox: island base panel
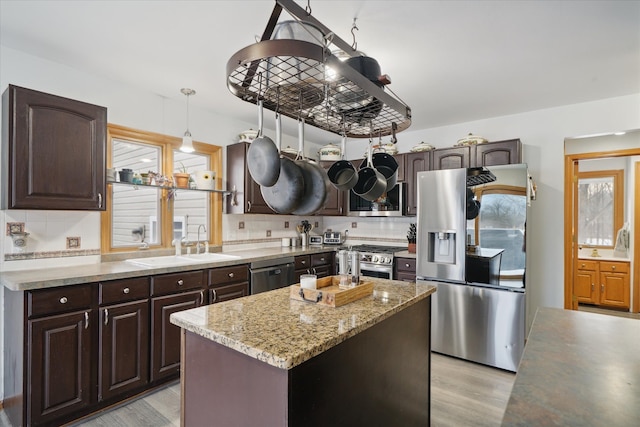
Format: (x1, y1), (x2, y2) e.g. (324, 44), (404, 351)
(182, 297), (431, 426)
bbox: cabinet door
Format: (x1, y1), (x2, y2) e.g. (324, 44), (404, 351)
(395, 153), (406, 182)
(317, 161), (345, 216)
(28, 310), (93, 426)
(2, 85), (106, 210)
(574, 269), (598, 304)
(474, 139), (521, 166)
(99, 300), (149, 401)
(151, 290), (204, 382)
(226, 142), (272, 214)
(432, 146), (471, 170)
(405, 152), (431, 216)
(210, 282), (249, 304)
(600, 272), (630, 308)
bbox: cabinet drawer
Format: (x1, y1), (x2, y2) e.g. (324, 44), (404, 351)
(576, 260), (598, 271)
(295, 255), (311, 270)
(151, 270), (205, 296)
(28, 284), (92, 318)
(600, 261), (629, 274)
(396, 257), (416, 273)
(208, 264), (248, 287)
(99, 276), (150, 305)
(310, 252), (332, 267)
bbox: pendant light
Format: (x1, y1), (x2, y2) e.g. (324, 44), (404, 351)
(180, 88), (195, 153)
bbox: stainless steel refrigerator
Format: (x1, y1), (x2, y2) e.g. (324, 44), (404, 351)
(416, 165), (528, 372)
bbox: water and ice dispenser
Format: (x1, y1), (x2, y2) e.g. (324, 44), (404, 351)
(427, 231), (457, 264)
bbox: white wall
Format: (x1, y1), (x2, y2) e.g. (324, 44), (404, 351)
(1, 43), (639, 400)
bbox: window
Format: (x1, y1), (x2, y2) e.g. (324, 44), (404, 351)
(102, 124), (223, 253)
(577, 170), (624, 248)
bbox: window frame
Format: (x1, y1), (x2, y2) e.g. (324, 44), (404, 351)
(101, 124), (223, 253)
(576, 169), (624, 249)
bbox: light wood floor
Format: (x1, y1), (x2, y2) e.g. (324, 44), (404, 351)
(0, 353), (516, 427)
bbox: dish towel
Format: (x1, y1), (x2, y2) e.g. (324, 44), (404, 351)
(613, 223), (630, 258)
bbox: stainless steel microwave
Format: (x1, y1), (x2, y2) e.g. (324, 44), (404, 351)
(347, 182), (405, 217)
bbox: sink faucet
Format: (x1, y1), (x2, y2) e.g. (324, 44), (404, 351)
(196, 225), (207, 254)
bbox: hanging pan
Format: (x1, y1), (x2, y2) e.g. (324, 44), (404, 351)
(353, 140), (387, 201)
(247, 99), (280, 186)
(327, 132), (359, 191)
(370, 129), (398, 192)
(291, 118), (330, 215)
(260, 111), (305, 214)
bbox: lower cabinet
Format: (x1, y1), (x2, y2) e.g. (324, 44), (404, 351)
(28, 309), (93, 426)
(150, 270), (205, 382)
(575, 259), (630, 309)
(294, 252), (334, 283)
(209, 264), (249, 304)
(395, 257), (417, 282)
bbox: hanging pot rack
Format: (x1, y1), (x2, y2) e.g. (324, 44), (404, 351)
(226, 0), (412, 139)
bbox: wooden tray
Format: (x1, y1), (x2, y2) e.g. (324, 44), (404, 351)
(290, 276), (374, 307)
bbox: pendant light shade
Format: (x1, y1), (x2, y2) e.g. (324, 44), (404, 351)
(180, 88), (196, 153)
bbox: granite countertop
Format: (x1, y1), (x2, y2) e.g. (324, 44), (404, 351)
(502, 307), (640, 426)
(170, 278), (436, 370)
(0, 246), (336, 292)
(577, 255), (630, 262)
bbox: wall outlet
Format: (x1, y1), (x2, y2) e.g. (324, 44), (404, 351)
(239, 221), (245, 229)
(314, 221), (319, 228)
(284, 221), (289, 228)
(351, 222), (357, 228)
(66, 236), (81, 249)
(266, 230), (271, 237)
(6, 222), (25, 236)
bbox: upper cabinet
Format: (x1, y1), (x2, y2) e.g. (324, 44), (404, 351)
(226, 142), (272, 214)
(432, 139), (521, 170)
(1, 85), (107, 210)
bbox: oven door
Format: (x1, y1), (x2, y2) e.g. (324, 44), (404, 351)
(360, 262), (393, 280)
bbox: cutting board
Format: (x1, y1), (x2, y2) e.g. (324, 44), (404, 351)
(290, 276), (374, 307)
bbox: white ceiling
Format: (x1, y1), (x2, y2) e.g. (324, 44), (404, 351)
(1, 0), (639, 143)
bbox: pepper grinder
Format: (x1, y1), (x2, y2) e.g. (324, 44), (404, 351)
(349, 249), (360, 286)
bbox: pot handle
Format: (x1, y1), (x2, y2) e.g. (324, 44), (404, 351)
(297, 118), (305, 160)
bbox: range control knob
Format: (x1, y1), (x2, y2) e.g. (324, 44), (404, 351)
(372, 255), (379, 263)
(384, 256), (391, 264)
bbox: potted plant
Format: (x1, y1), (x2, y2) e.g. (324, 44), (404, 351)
(174, 162), (191, 188)
(407, 223), (417, 253)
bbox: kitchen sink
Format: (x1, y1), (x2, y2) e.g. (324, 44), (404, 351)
(125, 253), (241, 267)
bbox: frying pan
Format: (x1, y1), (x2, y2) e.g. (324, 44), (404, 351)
(291, 118), (330, 215)
(260, 112), (305, 214)
(247, 100), (280, 186)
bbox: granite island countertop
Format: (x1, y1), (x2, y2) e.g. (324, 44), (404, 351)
(502, 307), (640, 426)
(170, 278), (436, 370)
(0, 246), (337, 292)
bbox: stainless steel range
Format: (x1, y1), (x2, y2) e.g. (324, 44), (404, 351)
(335, 245), (407, 280)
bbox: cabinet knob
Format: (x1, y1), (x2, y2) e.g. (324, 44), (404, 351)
(59, 297), (68, 304)
(581, 263), (586, 268)
(123, 287), (130, 294)
(177, 279), (184, 286)
(405, 263), (410, 268)
(320, 257), (325, 262)
(228, 272), (234, 278)
(611, 265), (616, 270)
(301, 260), (306, 265)
(601, 284), (605, 292)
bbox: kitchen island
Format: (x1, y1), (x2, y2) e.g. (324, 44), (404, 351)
(170, 278), (436, 427)
(502, 307), (640, 425)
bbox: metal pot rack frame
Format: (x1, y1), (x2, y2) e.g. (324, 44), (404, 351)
(226, 0), (412, 139)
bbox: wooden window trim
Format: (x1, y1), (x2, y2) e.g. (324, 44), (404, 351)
(101, 124), (223, 253)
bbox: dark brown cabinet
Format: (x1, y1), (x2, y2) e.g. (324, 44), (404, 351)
(394, 257), (417, 282)
(208, 264), (249, 304)
(474, 139), (521, 166)
(1, 85), (107, 210)
(226, 142), (272, 214)
(432, 146), (471, 170)
(294, 252), (334, 283)
(98, 277), (150, 402)
(150, 270), (205, 382)
(28, 309), (93, 426)
(405, 151), (432, 216)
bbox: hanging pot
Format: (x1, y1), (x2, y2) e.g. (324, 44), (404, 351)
(353, 142), (387, 201)
(334, 55), (385, 122)
(260, 111), (305, 214)
(466, 188), (481, 220)
(292, 118), (330, 215)
(328, 133), (358, 191)
(247, 100), (280, 186)
(370, 151), (398, 192)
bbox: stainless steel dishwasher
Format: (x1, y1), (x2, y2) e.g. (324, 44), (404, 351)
(249, 256), (295, 294)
